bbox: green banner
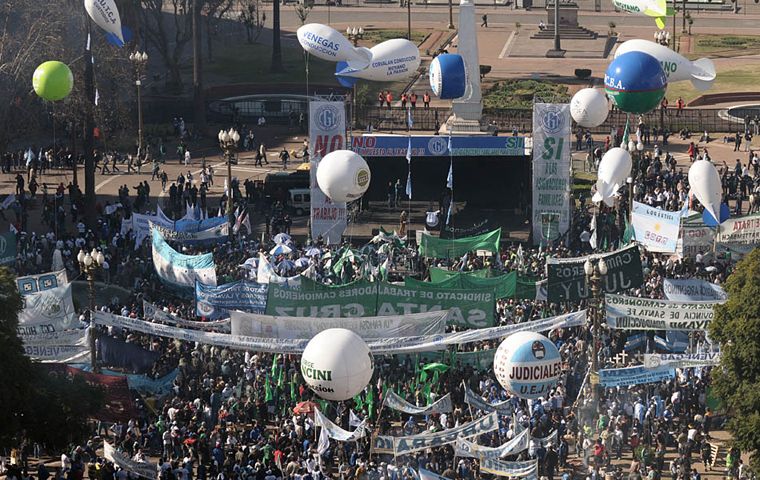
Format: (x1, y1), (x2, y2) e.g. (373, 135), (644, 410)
(407, 271), (516, 300)
(0, 232), (16, 265)
(419, 229), (501, 259)
(377, 282), (495, 328)
(429, 267), (491, 283)
(454, 349), (496, 370)
(265, 279), (378, 317)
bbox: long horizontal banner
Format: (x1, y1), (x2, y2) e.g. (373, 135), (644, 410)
(350, 135), (528, 157)
(150, 220), (229, 244)
(383, 391), (453, 415)
(152, 229), (216, 294)
(231, 310), (447, 339)
(392, 412), (499, 455)
(464, 386), (514, 414)
(104, 441), (157, 479)
(605, 294), (722, 331)
(643, 352), (721, 369)
(71, 365), (179, 396)
(663, 278), (727, 302)
(717, 213), (760, 246)
(455, 429), (528, 459)
(599, 364), (675, 387)
(314, 408), (366, 442)
(546, 245), (643, 302)
(418, 229), (501, 260)
(479, 459), (537, 478)
(23, 328), (90, 363)
(143, 301), (231, 331)
(16, 270), (68, 295)
(93, 310), (584, 355)
(195, 280), (267, 319)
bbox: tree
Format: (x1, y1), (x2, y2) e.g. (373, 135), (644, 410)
(139, 0), (193, 92)
(293, 3), (313, 25)
(708, 248), (760, 470)
(0, 267), (104, 451)
(271, 0), (284, 73)
(238, 0), (265, 43)
(203, 0), (234, 62)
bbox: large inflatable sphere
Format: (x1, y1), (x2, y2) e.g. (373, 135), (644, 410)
(429, 54), (466, 99)
(570, 88), (609, 128)
(32, 61), (74, 101)
(604, 52), (667, 114)
(301, 328), (374, 401)
(316, 150), (371, 203)
(494, 331), (562, 400)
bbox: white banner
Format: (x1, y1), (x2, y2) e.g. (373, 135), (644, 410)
(643, 352), (721, 369)
(663, 279), (727, 302)
(605, 294), (721, 331)
(392, 412), (499, 455)
(150, 221), (229, 243)
(455, 429), (529, 459)
(532, 104), (571, 244)
(631, 201), (682, 253)
(383, 391), (453, 415)
(479, 459), (538, 478)
(16, 269), (68, 296)
(314, 408), (366, 442)
(309, 101), (347, 245)
(18, 284), (77, 331)
(93, 311), (585, 355)
(124, 212), (174, 248)
(230, 310), (447, 339)
(678, 223), (716, 260)
(22, 328), (90, 363)
(103, 442), (157, 480)
(143, 301), (231, 331)
(718, 213), (760, 247)
(464, 386), (514, 414)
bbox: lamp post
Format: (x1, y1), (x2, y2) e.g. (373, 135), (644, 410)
(218, 128), (240, 218)
(448, 0), (455, 29)
(77, 248), (104, 371)
(129, 51), (149, 160)
(584, 256), (608, 407)
(346, 26), (365, 46)
(407, 0), (412, 40)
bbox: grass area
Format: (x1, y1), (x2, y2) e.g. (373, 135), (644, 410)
(572, 171), (595, 197)
(483, 80), (570, 109)
(666, 66), (760, 103)
(361, 29), (428, 46)
(692, 34), (760, 55)
(207, 42), (339, 85)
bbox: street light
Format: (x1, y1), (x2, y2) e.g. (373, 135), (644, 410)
(129, 51), (149, 160)
(584, 256), (608, 408)
(346, 26), (364, 46)
(218, 128), (240, 217)
(78, 248), (104, 371)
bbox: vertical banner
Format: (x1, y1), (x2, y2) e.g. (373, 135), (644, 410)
(309, 101), (347, 245)
(532, 104), (571, 244)
(0, 231), (17, 265)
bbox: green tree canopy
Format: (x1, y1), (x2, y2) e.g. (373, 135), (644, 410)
(709, 248), (760, 470)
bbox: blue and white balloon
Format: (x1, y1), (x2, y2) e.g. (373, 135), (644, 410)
(429, 54), (466, 99)
(493, 331), (562, 400)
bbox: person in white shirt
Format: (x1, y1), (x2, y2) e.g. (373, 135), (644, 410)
(184, 150), (191, 166)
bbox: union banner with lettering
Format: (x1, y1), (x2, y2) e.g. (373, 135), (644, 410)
(605, 294), (723, 331)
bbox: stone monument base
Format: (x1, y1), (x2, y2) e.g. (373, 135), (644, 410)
(442, 116), (489, 134)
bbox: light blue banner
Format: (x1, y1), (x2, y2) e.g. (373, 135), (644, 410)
(174, 215), (228, 232)
(599, 364), (675, 387)
(71, 365), (178, 396)
(195, 280), (268, 319)
(16, 270), (68, 296)
(152, 229), (217, 295)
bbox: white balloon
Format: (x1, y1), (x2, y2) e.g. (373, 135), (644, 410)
(493, 331), (562, 400)
(615, 39), (716, 91)
(593, 147), (632, 207)
(570, 88), (609, 128)
(688, 159), (722, 224)
(336, 39), (421, 82)
(316, 150), (371, 203)
(297, 24), (371, 68)
(84, 0), (124, 45)
(301, 328), (374, 401)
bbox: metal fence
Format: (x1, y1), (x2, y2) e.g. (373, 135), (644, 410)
(355, 106), (451, 131)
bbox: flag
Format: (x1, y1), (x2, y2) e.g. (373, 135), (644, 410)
(366, 387), (375, 419)
(242, 212), (251, 233)
(446, 159), (453, 190)
(317, 426), (330, 455)
(622, 216), (635, 244)
(423, 382), (432, 404)
(277, 364), (285, 389)
(349, 410), (363, 428)
(271, 354), (278, 377)
(621, 118), (630, 149)
(86, 33), (91, 51)
(354, 394), (364, 411)
(264, 377), (273, 402)
(94, 89), (100, 106)
(419, 468), (453, 480)
(407, 108), (414, 129)
(290, 380), (297, 402)
(589, 213), (598, 249)
(624, 333), (646, 351)
(406, 136), (413, 199)
(447, 135), (453, 154)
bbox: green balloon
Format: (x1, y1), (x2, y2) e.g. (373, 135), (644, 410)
(32, 61), (74, 101)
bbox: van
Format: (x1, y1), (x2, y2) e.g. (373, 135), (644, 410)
(289, 188), (311, 215)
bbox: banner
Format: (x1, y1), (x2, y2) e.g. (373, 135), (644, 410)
(440, 219), (494, 239)
(453, 349), (496, 371)
(678, 223), (716, 260)
(599, 364), (675, 387)
(643, 352), (720, 369)
(195, 280), (267, 319)
(143, 301), (230, 331)
(631, 201), (682, 252)
(392, 412), (499, 455)
(93, 310), (584, 355)
(532, 103), (571, 244)
(0, 231), (16, 265)
(464, 386), (514, 414)
(151, 229), (216, 294)
(150, 221), (229, 245)
(16, 270), (68, 295)
(409, 270), (516, 300)
(266, 279), (378, 317)
(231, 309), (447, 339)
(718, 213), (760, 247)
(18, 284), (77, 331)
(103, 442), (157, 479)
(383, 391), (453, 415)
(350, 135), (527, 157)
(310, 101), (347, 244)
(546, 245), (643, 302)
(22, 329), (89, 363)
(419, 229), (501, 259)
(479, 459), (537, 478)
(71, 365), (179, 396)
(314, 408), (366, 442)
(66, 367), (136, 422)
(605, 294), (722, 331)
(663, 279), (727, 302)
(123, 211), (174, 248)
(455, 429), (528, 459)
